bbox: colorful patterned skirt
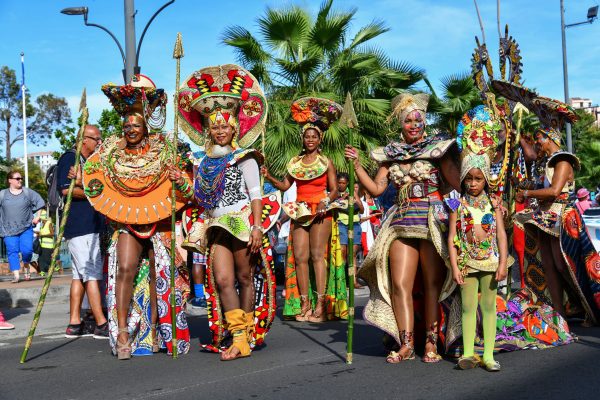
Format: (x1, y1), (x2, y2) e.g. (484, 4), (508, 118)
(201, 213), (277, 353)
(357, 197), (454, 346)
(519, 203), (600, 325)
(106, 229), (190, 356)
(442, 288), (574, 356)
(283, 221), (348, 320)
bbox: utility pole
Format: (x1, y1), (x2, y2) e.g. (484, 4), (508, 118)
(123, 0), (137, 83)
(560, 0), (572, 153)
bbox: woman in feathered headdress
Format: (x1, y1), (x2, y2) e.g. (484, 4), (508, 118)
(345, 92), (461, 363)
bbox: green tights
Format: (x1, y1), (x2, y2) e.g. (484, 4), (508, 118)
(460, 272), (497, 363)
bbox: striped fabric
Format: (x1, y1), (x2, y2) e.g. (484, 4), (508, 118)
(389, 199), (429, 229)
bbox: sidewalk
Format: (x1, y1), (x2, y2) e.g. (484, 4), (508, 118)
(0, 273), (72, 308)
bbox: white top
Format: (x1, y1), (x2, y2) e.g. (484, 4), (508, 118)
(278, 182), (297, 239)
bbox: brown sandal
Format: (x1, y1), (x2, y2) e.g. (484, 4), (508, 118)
(295, 295), (313, 322)
(422, 322), (442, 363)
(116, 328), (132, 360)
(386, 331), (415, 363)
(308, 294), (327, 323)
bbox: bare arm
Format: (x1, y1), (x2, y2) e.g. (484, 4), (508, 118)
(519, 137), (537, 163)
(261, 166), (294, 192)
(440, 153), (461, 191)
(517, 160), (572, 202)
(325, 159), (339, 202)
(447, 211), (463, 285)
(344, 145), (389, 197)
(495, 206), (508, 281)
(354, 191), (365, 214)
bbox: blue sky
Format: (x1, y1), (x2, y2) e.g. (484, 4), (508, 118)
(1, 0), (599, 157)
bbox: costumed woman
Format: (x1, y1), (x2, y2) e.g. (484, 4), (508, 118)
(262, 97), (348, 322)
(83, 75), (192, 359)
(177, 65), (277, 360)
(345, 93), (460, 363)
(493, 79), (600, 326)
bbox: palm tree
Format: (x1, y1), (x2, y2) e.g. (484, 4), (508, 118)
(428, 72), (482, 134)
(222, 0), (426, 176)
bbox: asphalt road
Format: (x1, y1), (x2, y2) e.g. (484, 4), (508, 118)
(1, 289), (598, 400)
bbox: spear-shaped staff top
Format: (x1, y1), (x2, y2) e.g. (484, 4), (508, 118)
(341, 92), (359, 131)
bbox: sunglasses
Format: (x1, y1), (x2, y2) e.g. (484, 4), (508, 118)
(11, 177), (23, 181)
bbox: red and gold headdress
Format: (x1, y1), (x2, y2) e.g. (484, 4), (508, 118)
(290, 97), (343, 136)
(177, 64), (267, 149)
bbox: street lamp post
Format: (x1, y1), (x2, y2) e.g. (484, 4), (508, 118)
(560, 1), (598, 153)
(61, 0), (175, 83)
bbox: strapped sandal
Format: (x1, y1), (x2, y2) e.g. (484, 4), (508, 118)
(386, 330), (415, 363)
(116, 328), (132, 360)
(308, 294), (327, 323)
(457, 355), (481, 370)
(151, 324), (160, 353)
(482, 359), (501, 372)
(422, 322), (442, 363)
(295, 295), (313, 322)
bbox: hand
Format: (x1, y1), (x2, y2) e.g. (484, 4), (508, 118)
(67, 166), (82, 186)
(452, 267), (464, 285)
(515, 190), (525, 203)
(260, 166), (271, 180)
(32, 217), (40, 225)
(167, 166), (184, 186)
(316, 201), (327, 219)
(248, 228), (263, 254)
(495, 264), (508, 282)
(344, 145), (360, 168)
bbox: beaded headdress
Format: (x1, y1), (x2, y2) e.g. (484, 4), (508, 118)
(101, 74), (167, 132)
(177, 64), (267, 149)
(457, 105), (500, 183)
(388, 92), (429, 125)
(290, 97), (343, 136)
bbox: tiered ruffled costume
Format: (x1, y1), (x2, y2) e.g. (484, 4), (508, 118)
(84, 133), (192, 356)
(516, 152), (600, 325)
(358, 134), (456, 345)
(281, 154), (348, 320)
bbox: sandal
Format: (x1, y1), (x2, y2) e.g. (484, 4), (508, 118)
(221, 309), (251, 361)
(24, 272), (31, 281)
(116, 328), (132, 360)
(308, 294), (327, 323)
(482, 359), (501, 372)
(295, 295), (313, 322)
(151, 324), (160, 353)
(422, 322), (442, 363)
(386, 331), (415, 363)
(457, 355), (481, 370)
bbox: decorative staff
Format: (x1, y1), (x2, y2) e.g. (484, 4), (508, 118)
(20, 89), (89, 363)
(340, 92), (359, 364)
(169, 32), (184, 359)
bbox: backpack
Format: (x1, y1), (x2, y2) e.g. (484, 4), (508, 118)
(46, 149), (75, 213)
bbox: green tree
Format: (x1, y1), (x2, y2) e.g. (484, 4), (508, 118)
(0, 66), (71, 160)
(222, 0), (425, 176)
(572, 109), (600, 189)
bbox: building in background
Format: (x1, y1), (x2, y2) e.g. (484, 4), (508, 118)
(16, 151), (56, 174)
(570, 97), (600, 127)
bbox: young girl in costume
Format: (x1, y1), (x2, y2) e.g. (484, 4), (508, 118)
(447, 106), (508, 372)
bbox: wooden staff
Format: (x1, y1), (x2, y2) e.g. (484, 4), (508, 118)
(340, 92), (359, 364)
(20, 89), (89, 363)
(169, 32), (184, 359)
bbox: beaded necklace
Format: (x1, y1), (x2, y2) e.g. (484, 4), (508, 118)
(195, 151), (236, 209)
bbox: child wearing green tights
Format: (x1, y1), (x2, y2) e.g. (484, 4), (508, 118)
(448, 166), (508, 372)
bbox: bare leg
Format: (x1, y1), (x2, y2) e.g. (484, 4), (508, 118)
(69, 279), (84, 325)
(419, 240), (445, 358)
(309, 218), (332, 296)
(389, 238), (419, 359)
(116, 232), (144, 345)
(292, 223), (311, 298)
(212, 231), (239, 312)
(232, 240), (256, 313)
(83, 280), (107, 326)
(539, 231), (566, 316)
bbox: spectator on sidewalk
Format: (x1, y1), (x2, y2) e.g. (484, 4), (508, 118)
(37, 209), (55, 276)
(0, 310), (15, 330)
(57, 125), (108, 339)
(0, 171), (45, 283)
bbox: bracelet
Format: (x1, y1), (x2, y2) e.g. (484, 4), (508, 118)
(523, 190), (529, 199)
(251, 225), (265, 234)
(320, 197), (330, 206)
